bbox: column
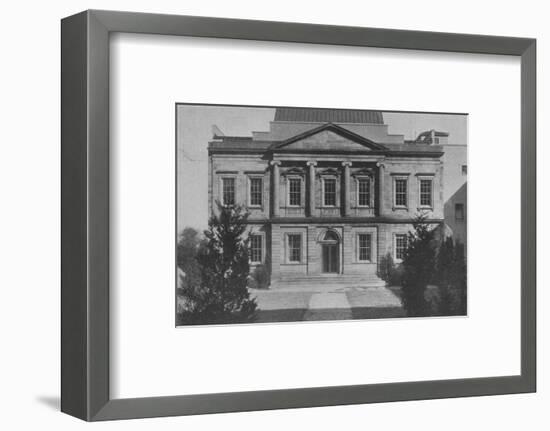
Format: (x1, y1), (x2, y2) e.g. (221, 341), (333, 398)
(270, 161), (281, 217)
(306, 161), (317, 217)
(376, 162), (385, 216)
(342, 161), (352, 217)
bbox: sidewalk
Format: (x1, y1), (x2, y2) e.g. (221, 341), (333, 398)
(250, 286), (405, 323)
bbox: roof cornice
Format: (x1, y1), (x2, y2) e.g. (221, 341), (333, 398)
(268, 123), (388, 152)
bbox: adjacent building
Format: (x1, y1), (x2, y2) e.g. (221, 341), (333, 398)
(208, 108), (459, 288)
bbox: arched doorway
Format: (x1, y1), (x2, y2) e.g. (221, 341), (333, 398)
(320, 230), (340, 274)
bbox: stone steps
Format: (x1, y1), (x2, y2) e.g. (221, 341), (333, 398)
(270, 274), (387, 291)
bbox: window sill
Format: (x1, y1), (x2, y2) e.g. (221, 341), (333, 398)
(392, 206), (408, 211)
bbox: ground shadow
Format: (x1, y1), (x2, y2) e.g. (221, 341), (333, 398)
(36, 395), (60, 411)
(255, 306), (406, 323)
(256, 308), (307, 323)
(350, 306), (406, 319)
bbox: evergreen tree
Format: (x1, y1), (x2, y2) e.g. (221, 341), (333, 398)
(435, 237), (467, 316)
(178, 202), (257, 325)
(435, 237), (454, 316)
(400, 215), (436, 317)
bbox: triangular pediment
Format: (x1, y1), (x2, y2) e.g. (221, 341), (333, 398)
(269, 123), (386, 153)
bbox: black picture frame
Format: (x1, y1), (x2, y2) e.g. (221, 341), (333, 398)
(61, 9), (536, 421)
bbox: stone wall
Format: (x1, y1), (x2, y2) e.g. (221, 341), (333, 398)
(210, 155), (270, 220)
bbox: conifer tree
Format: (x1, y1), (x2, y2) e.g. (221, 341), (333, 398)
(400, 215), (436, 316)
(178, 202), (257, 325)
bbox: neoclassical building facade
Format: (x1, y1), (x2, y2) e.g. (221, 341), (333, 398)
(208, 108), (446, 287)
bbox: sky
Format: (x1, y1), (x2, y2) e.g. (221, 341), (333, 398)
(176, 105), (467, 233)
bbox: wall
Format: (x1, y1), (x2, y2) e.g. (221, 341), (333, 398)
(0, 1), (546, 431)
(210, 154), (270, 219)
(381, 158), (444, 219)
(441, 145), (468, 247)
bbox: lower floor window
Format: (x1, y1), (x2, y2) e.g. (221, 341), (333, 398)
(250, 234), (262, 263)
(395, 234), (407, 261)
(288, 234), (302, 262)
(358, 234), (372, 261)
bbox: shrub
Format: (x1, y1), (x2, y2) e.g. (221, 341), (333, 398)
(377, 253), (404, 286)
(249, 264), (270, 289)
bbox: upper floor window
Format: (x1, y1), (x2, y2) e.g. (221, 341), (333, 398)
(222, 177), (235, 206)
(395, 234), (407, 261)
(323, 178), (337, 206)
(358, 233), (372, 262)
(288, 178), (302, 206)
(249, 234), (262, 263)
(455, 203), (465, 221)
(288, 234), (302, 262)
(419, 179), (433, 207)
(249, 177), (263, 207)
(461, 165), (467, 175)
(357, 177), (371, 207)
(394, 178), (408, 207)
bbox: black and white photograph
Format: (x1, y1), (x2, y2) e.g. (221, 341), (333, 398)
(176, 104), (467, 325)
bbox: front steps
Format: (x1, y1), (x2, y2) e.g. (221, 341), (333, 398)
(269, 274), (386, 291)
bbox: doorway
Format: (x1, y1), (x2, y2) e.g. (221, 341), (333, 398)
(321, 230), (340, 274)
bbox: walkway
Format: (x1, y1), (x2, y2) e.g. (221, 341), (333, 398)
(251, 286), (405, 323)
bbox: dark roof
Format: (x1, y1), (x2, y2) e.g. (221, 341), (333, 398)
(274, 107), (384, 124)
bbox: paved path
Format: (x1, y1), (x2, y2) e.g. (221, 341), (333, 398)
(304, 292), (353, 321)
(251, 286), (405, 322)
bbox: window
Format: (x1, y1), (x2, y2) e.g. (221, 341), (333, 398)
(419, 179), (433, 207)
(455, 203), (465, 221)
(323, 230), (338, 241)
(323, 178), (337, 206)
(395, 234), (407, 261)
(249, 177), (262, 206)
(222, 177), (235, 206)
(394, 178), (408, 207)
(358, 234), (372, 262)
(288, 234), (302, 262)
(249, 234), (262, 263)
(461, 165), (467, 175)
(357, 177), (371, 206)
(288, 178), (301, 206)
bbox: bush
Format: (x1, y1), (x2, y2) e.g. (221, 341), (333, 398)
(249, 264), (270, 289)
(177, 202), (257, 325)
(377, 253), (403, 286)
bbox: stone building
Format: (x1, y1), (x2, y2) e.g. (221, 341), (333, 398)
(208, 108), (447, 288)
